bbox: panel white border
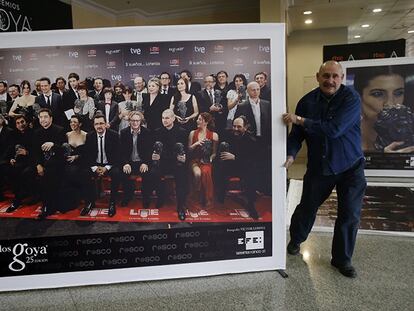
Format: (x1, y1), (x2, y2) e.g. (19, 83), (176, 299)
(0, 23), (287, 291)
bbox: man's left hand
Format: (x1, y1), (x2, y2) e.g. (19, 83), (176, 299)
(282, 113), (304, 126)
(140, 163), (148, 173)
(41, 142), (54, 152)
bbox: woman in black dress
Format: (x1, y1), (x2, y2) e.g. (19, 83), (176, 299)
(170, 78), (199, 133)
(143, 77), (169, 131)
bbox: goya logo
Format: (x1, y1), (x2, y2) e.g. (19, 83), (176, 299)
(0, 243), (48, 272)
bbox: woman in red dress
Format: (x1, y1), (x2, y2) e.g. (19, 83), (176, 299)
(188, 112), (219, 208)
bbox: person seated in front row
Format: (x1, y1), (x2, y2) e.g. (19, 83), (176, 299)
(33, 108), (66, 219)
(151, 109), (188, 221)
(6, 115), (36, 212)
(188, 112), (218, 209)
(82, 113), (121, 217)
(119, 111), (153, 207)
(214, 116), (259, 220)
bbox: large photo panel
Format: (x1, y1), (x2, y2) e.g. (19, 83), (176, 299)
(0, 24), (286, 291)
(342, 57), (414, 177)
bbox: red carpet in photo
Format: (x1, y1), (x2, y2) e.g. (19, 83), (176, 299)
(0, 194), (272, 223)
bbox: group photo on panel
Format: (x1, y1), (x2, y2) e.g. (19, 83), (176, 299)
(0, 68), (273, 222)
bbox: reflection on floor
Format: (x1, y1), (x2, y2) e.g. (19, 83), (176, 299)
(0, 232), (412, 311)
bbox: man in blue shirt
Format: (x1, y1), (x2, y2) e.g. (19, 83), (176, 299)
(283, 61), (366, 278)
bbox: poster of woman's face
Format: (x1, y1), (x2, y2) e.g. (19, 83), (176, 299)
(343, 59), (414, 175)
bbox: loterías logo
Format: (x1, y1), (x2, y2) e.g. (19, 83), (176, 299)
(0, 243), (48, 272)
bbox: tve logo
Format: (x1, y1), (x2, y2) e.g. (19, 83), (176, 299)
(68, 51), (79, 58)
(130, 48), (141, 55)
(238, 231), (264, 250)
(259, 45), (270, 53)
(194, 46), (206, 54)
(12, 55), (22, 62)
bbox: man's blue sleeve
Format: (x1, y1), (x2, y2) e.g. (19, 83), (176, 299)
(303, 90), (361, 139)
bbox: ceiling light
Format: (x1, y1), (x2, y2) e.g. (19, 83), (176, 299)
(361, 24), (370, 28)
(305, 19), (313, 24)
(354, 35), (361, 38)
(372, 8), (382, 13)
(408, 30), (414, 33)
(303, 11), (312, 15)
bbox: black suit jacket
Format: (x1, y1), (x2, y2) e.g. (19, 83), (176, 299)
(234, 99), (271, 145)
(33, 124), (66, 166)
(198, 89), (213, 113)
(198, 89), (228, 134)
(62, 89), (78, 111)
(97, 101), (119, 129)
(84, 129), (120, 167)
(142, 94), (169, 131)
(35, 93), (65, 127)
(89, 90), (104, 106)
(160, 86), (175, 103)
(260, 85), (271, 101)
(0, 126), (13, 164)
(188, 81), (201, 95)
(120, 126), (153, 166)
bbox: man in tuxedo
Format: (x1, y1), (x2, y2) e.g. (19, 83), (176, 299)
(234, 81), (271, 194)
(31, 80), (42, 97)
(0, 81), (12, 101)
(214, 70), (229, 92)
(33, 108), (66, 219)
(120, 111), (153, 207)
(82, 113), (121, 217)
(159, 72), (175, 102)
(255, 72), (271, 101)
(180, 70), (201, 95)
(89, 77), (105, 105)
(0, 81), (12, 115)
(96, 88), (119, 130)
(152, 109), (188, 220)
(62, 72), (80, 111)
(54, 77), (67, 97)
(198, 74), (227, 135)
(8, 84), (20, 101)
(215, 116), (259, 219)
(0, 114), (13, 201)
(234, 81), (271, 146)
(35, 77), (65, 127)
(131, 76), (147, 102)
(6, 115), (36, 212)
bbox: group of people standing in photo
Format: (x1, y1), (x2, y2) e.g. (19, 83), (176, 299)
(0, 69), (272, 221)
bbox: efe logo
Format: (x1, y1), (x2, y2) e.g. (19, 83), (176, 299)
(238, 231), (264, 250)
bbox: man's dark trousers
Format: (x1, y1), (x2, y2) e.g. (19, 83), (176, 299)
(289, 158), (366, 265)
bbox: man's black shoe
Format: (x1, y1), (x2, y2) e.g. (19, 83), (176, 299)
(178, 209), (186, 221)
(287, 241), (300, 255)
(6, 202), (20, 213)
(156, 196), (164, 209)
(80, 202), (94, 216)
(38, 205), (51, 220)
(108, 202), (116, 217)
(248, 208), (259, 220)
(331, 260), (357, 278)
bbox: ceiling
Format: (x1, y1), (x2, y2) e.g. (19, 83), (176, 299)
(66, 0), (414, 53)
(288, 0), (414, 44)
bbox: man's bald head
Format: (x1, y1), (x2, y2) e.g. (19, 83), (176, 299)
(316, 61), (344, 96)
(247, 81), (261, 100)
(318, 61), (343, 75)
